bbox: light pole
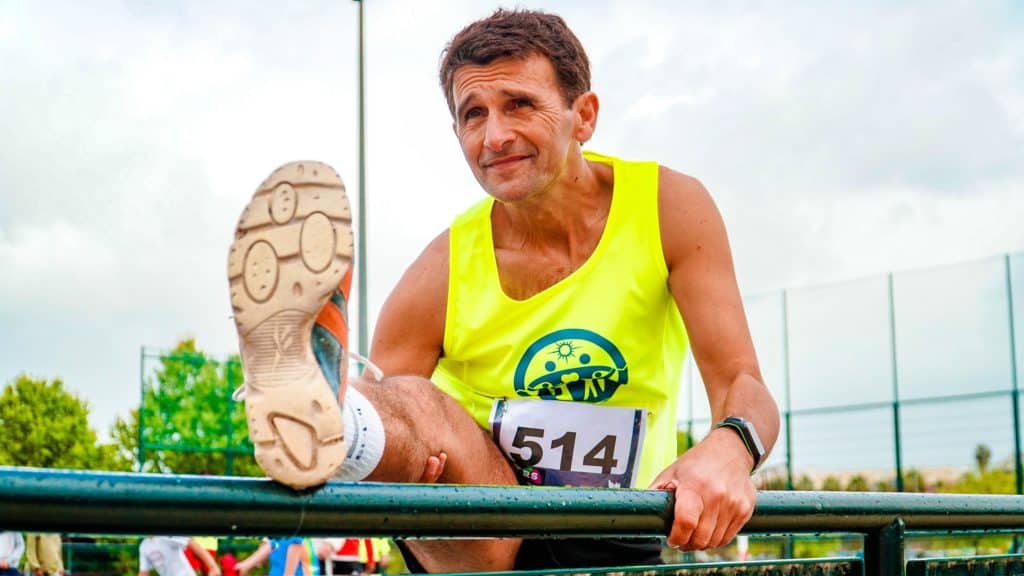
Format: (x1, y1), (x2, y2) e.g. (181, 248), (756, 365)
(354, 0), (368, 357)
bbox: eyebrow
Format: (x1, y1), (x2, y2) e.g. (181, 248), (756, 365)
(455, 89), (535, 119)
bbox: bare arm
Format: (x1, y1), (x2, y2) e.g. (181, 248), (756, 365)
(369, 231), (450, 377)
(187, 539), (221, 576)
(652, 167), (780, 549)
(282, 542), (312, 576)
(235, 541), (271, 576)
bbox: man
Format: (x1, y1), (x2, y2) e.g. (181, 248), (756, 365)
(235, 538), (318, 576)
(139, 537), (221, 576)
(25, 533), (64, 576)
(315, 538), (371, 576)
(228, 8), (778, 573)
(0, 532), (23, 576)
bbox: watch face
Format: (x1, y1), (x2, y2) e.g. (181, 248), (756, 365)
(720, 417), (764, 470)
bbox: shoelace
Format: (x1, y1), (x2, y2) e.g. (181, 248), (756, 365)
(231, 350), (384, 401)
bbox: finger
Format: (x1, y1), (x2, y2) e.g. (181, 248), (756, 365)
(709, 493), (745, 548)
(685, 492), (719, 550)
(719, 486), (757, 547)
(667, 489), (702, 549)
(418, 451), (448, 483)
(648, 470), (677, 491)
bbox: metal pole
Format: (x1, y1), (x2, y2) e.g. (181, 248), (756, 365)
(864, 518), (906, 576)
(781, 289), (794, 560)
(888, 274), (904, 492)
(355, 0), (369, 357)
(7, 469), (1024, 536)
(782, 289), (794, 491)
(138, 347), (146, 472)
(1006, 254), (1022, 496)
(225, 358), (235, 476)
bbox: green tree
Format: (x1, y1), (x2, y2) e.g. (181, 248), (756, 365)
(975, 444), (992, 473)
(873, 478), (895, 492)
(0, 375), (125, 470)
(845, 474), (869, 491)
(675, 429), (694, 455)
(794, 474), (815, 491)
(821, 475), (841, 491)
(128, 339), (261, 476)
(904, 468), (927, 492)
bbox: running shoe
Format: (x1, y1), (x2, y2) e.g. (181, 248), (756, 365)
(228, 161), (353, 488)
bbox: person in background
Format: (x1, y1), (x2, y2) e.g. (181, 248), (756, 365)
(184, 537), (219, 575)
(24, 533), (63, 576)
(0, 532), (23, 576)
(139, 537), (220, 576)
(236, 538), (318, 576)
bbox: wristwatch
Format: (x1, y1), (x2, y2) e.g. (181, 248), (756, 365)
(713, 416), (766, 473)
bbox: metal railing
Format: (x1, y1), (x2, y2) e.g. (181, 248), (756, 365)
(3, 467), (1024, 575)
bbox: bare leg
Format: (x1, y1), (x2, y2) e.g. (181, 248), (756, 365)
(352, 376), (521, 572)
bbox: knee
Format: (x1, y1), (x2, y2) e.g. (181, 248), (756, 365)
(360, 374), (446, 418)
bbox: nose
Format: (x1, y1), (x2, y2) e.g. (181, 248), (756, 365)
(483, 114), (514, 152)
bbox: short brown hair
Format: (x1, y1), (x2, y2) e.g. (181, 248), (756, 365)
(439, 8), (591, 116)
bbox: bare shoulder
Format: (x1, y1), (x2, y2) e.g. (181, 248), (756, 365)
(396, 229), (451, 299)
(657, 165), (726, 267)
(370, 230), (450, 376)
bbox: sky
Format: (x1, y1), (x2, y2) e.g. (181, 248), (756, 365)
(1, 1), (1023, 472)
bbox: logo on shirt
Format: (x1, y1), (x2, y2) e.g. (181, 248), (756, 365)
(513, 328), (628, 402)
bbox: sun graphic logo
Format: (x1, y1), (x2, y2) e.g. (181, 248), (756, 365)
(513, 328), (628, 402)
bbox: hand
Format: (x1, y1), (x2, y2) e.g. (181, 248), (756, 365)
(649, 427), (757, 550)
(418, 451), (448, 483)
(208, 567), (222, 576)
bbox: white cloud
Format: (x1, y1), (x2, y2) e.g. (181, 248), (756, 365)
(0, 0), (1022, 444)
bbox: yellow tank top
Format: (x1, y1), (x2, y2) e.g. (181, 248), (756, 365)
(432, 151), (689, 488)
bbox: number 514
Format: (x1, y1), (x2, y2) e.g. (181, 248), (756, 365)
(510, 427), (619, 475)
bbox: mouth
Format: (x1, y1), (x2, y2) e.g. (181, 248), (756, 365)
(483, 154), (531, 170)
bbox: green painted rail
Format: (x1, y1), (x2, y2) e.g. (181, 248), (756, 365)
(3, 467), (1024, 575)
(461, 558), (864, 576)
(906, 553), (1024, 576)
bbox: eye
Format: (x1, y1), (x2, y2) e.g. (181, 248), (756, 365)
(463, 107), (483, 121)
(511, 98), (533, 110)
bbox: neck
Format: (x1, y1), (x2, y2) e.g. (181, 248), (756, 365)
(493, 154), (612, 252)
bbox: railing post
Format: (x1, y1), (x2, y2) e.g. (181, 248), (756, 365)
(888, 273), (904, 492)
(138, 346), (146, 472)
(225, 357), (235, 476)
(1006, 254), (1022, 497)
(864, 518), (905, 576)
(782, 289), (794, 491)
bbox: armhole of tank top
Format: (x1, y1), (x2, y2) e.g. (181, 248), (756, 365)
(650, 162), (671, 279)
(442, 222), (459, 355)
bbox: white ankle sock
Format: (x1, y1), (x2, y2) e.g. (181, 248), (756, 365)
(334, 386), (385, 481)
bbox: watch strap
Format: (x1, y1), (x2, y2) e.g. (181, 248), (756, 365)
(713, 416), (765, 473)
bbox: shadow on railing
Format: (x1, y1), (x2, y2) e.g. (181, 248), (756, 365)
(3, 467), (1024, 576)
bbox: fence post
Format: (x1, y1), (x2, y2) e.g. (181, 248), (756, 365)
(225, 357), (235, 476)
(1006, 255), (1022, 497)
(887, 274), (904, 492)
(138, 347), (146, 472)
(864, 518), (905, 576)
(782, 289), (794, 491)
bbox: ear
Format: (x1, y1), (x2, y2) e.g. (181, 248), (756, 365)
(572, 91), (600, 143)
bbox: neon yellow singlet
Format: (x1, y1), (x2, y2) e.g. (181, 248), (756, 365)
(432, 151), (689, 488)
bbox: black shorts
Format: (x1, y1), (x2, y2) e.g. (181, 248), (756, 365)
(396, 537), (663, 572)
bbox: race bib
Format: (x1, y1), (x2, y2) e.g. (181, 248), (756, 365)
(490, 398), (646, 488)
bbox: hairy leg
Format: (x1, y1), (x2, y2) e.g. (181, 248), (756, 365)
(351, 376), (520, 572)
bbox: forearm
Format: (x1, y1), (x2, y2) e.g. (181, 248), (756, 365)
(708, 371), (779, 458)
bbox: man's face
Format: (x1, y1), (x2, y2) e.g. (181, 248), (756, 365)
(451, 54), (580, 203)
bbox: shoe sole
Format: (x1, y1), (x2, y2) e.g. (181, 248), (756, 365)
(228, 161), (352, 489)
